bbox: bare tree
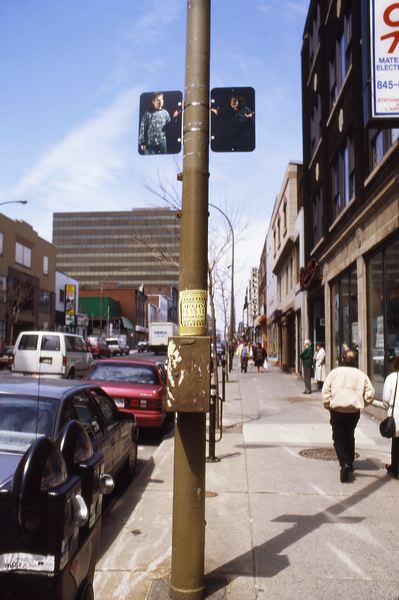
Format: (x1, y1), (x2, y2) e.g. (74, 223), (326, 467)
(7, 278), (34, 344)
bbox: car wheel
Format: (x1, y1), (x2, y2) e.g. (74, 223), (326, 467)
(121, 439), (137, 484)
(67, 369), (75, 379)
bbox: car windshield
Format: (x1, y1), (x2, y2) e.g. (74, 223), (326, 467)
(88, 363), (159, 385)
(0, 395), (56, 453)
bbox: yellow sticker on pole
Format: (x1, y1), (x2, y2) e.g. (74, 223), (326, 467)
(179, 289), (207, 335)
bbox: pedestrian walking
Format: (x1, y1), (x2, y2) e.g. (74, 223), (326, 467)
(313, 343), (326, 389)
(236, 340), (249, 373)
(382, 356), (399, 478)
(300, 339), (313, 394)
(322, 350), (375, 483)
(253, 342), (267, 373)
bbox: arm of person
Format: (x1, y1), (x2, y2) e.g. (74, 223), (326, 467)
(363, 375), (375, 405)
(382, 376), (392, 410)
(321, 373), (332, 409)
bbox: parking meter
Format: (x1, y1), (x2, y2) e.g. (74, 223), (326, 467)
(0, 435), (88, 599)
(0, 422), (114, 599)
(58, 420), (114, 535)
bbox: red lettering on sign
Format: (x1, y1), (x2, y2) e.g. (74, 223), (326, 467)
(383, 3), (399, 27)
(381, 3), (399, 53)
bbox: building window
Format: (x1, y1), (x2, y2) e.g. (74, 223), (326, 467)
(0, 232), (3, 256)
(310, 93), (321, 155)
(308, 3), (320, 65)
(329, 10), (352, 109)
(59, 288), (65, 303)
(273, 230), (276, 256)
(368, 237), (399, 399)
(43, 255), (49, 275)
(0, 276), (6, 303)
(331, 265), (358, 368)
(331, 136), (354, 222)
(277, 218), (281, 248)
(38, 290), (50, 312)
(312, 186), (324, 247)
(15, 242), (32, 268)
(283, 201), (287, 232)
(370, 128), (399, 171)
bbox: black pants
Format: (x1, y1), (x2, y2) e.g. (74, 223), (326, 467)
(241, 357), (248, 373)
(390, 437), (399, 475)
(329, 410), (360, 468)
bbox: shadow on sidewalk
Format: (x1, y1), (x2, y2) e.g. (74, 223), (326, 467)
(205, 475), (389, 592)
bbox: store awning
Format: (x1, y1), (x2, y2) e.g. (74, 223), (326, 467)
(121, 316), (134, 330)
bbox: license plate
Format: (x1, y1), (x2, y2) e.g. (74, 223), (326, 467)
(114, 398), (125, 408)
(139, 399), (147, 408)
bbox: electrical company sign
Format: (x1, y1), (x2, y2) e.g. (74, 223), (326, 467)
(370, 1), (399, 117)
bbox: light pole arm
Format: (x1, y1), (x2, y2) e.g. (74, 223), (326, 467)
(209, 203), (235, 348)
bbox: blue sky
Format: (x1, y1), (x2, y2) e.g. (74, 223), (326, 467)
(0, 0), (308, 315)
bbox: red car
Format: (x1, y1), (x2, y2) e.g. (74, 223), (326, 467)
(84, 358), (167, 429)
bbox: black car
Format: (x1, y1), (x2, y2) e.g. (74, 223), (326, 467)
(0, 376), (138, 491)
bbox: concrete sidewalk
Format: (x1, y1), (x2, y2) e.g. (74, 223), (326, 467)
(94, 362), (399, 600)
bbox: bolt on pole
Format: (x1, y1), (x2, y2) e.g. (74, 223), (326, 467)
(169, 2), (210, 600)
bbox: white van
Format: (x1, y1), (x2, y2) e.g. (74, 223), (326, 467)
(12, 331), (93, 378)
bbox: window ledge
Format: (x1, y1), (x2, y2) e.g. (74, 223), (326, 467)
(326, 65), (353, 129)
(328, 197), (355, 233)
(310, 236), (325, 256)
(364, 138), (399, 188)
(309, 138), (323, 170)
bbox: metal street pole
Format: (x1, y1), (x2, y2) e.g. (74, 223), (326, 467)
(209, 203), (235, 370)
(170, 2), (210, 599)
(0, 200), (28, 206)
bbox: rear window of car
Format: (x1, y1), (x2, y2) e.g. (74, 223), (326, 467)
(87, 362), (159, 385)
(18, 334), (39, 350)
(0, 395), (56, 452)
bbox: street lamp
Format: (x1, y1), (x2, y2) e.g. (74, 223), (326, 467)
(209, 203), (235, 371)
(0, 200), (28, 207)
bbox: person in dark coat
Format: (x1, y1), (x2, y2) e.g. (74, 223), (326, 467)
(300, 339), (313, 394)
(254, 342), (266, 373)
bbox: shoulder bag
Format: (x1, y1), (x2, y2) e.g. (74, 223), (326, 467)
(380, 372), (399, 438)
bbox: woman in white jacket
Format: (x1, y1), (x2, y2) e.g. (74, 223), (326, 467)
(382, 356), (399, 478)
(313, 343), (326, 389)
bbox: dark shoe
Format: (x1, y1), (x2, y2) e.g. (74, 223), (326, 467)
(340, 465), (352, 483)
(385, 464), (398, 478)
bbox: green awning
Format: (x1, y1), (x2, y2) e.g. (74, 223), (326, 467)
(79, 296), (121, 318)
(121, 316), (134, 330)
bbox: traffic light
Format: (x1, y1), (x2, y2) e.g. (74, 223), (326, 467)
(210, 86), (255, 152)
(138, 90), (183, 155)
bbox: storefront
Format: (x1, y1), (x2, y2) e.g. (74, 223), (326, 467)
(367, 235), (399, 398)
(331, 265), (358, 368)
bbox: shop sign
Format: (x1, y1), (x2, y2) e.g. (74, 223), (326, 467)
(370, 0), (399, 117)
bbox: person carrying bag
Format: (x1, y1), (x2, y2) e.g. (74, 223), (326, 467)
(382, 356), (399, 477)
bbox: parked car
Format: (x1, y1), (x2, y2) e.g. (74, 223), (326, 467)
(117, 338), (130, 356)
(137, 340), (149, 353)
(0, 345), (14, 370)
(0, 377), (138, 487)
(87, 336), (111, 358)
(12, 331), (93, 379)
(105, 337), (122, 356)
(84, 358), (167, 429)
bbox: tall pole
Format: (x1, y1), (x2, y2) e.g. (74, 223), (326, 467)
(170, 2), (210, 599)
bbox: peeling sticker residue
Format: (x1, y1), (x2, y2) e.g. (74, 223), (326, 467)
(167, 340), (184, 406)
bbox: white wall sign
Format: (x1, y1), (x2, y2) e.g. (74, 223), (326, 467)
(370, 0), (399, 117)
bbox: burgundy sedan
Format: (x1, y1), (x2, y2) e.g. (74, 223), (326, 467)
(84, 358), (167, 429)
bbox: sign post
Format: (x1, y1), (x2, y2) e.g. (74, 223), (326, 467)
(168, 2), (210, 599)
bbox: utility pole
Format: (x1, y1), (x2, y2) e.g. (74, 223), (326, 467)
(169, 2), (210, 599)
